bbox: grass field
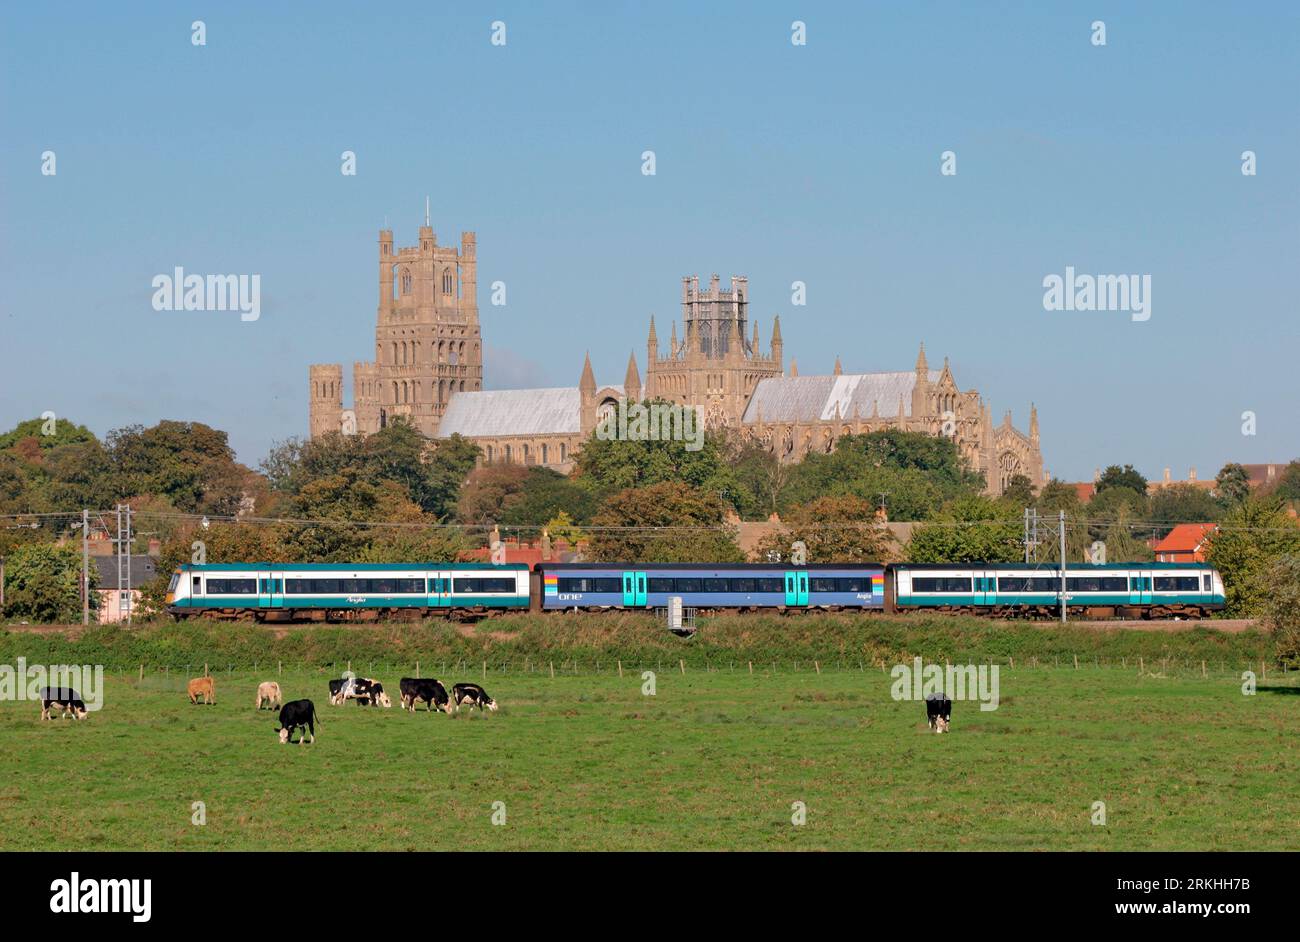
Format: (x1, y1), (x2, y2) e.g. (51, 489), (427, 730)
(3, 662), (1297, 850)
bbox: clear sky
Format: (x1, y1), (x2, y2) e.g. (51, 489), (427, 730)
(2, 1), (1296, 482)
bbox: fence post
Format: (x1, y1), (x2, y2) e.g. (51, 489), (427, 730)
(482, 661), (486, 680)
(1202, 660), (1206, 678)
(679, 659), (685, 675)
(617, 660), (622, 678)
(549, 661), (554, 679)
(748, 661), (753, 675)
(138, 664), (143, 683)
(814, 660), (820, 675)
(1073, 654), (1078, 670)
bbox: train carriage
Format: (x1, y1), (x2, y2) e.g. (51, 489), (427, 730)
(534, 562), (886, 612)
(891, 562), (1224, 618)
(166, 562), (530, 621)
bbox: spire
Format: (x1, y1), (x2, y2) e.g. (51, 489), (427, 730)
(425, 196), (430, 227)
(752, 320), (760, 352)
(670, 320), (678, 356)
(833, 355), (842, 376)
(916, 341), (929, 374)
(790, 358), (798, 377)
(771, 315), (783, 345)
(624, 352), (641, 402)
(1003, 409), (1013, 428)
(579, 352), (596, 392)
(647, 315), (658, 345)
(872, 399), (880, 418)
(1029, 403), (1039, 442)
(646, 315), (659, 363)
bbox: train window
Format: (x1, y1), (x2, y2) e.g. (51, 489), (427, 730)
(1203, 574), (1212, 591)
(648, 578), (675, 593)
(285, 579), (307, 594)
(1154, 576), (1199, 591)
(998, 577), (1059, 592)
(838, 578), (866, 592)
(454, 578), (517, 593)
(810, 577), (836, 592)
(312, 579), (342, 593)
(207, 579), (256, 594)
(396, 579), (423, 593)
(192, 576), (201, 594)
(1065, 577), (1127, 592)
(703, 579), (730, 593)
(729, 578), (757, 593)
(756, 578), (784, 593)
(912, 577), (972, 593)
(674, 579), (702, 593)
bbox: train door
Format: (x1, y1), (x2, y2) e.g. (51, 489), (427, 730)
(784, 571), (809, 607)
(1134, 571), (1153, 604)
(428, 574), (452, 607)
(980, 570), (998, 607)
(257, 573), (283, 610)
(621, 571), (647, 608)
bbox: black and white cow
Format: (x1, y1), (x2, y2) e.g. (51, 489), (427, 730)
(399, 677), (452, 714)
(925, 692), (952, 734)
(38, 687), (88, 721)
(452, 682), (498, 712)
(276, 699), (318, 744)
(327, 676), (391, 707)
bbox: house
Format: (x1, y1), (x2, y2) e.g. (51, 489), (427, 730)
(1152, 523), (1217, 563)
(93, 555), (158, 623)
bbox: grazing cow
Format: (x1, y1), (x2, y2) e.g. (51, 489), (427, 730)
(925, 692), (952, 734)
(276, 699), (318, 745)
(38, 687), (88, 721)
(398, 677), (453, 714)
(255, 681), (282, 710)
(452, 682), (498, 712)
(327, 676), (390, 707)
(188, 676), (215, 705)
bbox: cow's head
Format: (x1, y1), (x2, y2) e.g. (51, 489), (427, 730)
(934, 716), (950, 734)
(71, 704), (88, 720)
(277, 726), (290, 744)
(442, 700), (455, 715)
(485, 698), (499, 712)
(377, 692), (392, 709)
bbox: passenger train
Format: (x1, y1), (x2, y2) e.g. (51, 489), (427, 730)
(166, 560), (1224, 621)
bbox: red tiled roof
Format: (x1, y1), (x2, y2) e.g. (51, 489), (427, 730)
(1153, 523), (1217, 554)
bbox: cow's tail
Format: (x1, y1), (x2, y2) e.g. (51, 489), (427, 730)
(313, 703), (321, 727)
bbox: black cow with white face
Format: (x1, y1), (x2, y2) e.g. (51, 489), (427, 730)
(39, 687), (88, 721)
(399, 677), (452, 714)
(276, 699), (318, 744)
(327, 676), (391, 707)
(925, 692), (952, 734)
(452, 682), (498, 712)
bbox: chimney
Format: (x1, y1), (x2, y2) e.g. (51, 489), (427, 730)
(1163, 467), (1171, 484)
(1092, 467), (1100, 483)
(147, 538), (161, 557)
(1188, 466), (1197, 482)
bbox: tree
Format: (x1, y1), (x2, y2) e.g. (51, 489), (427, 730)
(1204, 496), (1300, 616)
(1095, 464), (1148, 496)
(586, 482), (744, 563)
(500, 467), (597, 528)
(106, 421), (249, 515)
(1259, 555), (1300, 667)
(1148, 483), (1222, 537)
(0, 417), (96, 451)
(1, 542), (94, 623)
(1000, 474), (1035, 507)
(755, 495), (896, 562)
(573, 406), (734, 501)
(544, 511), (585, 546)
(908, 496), (1023, 563)
(1267, 460), (1300, 504)
(724, 436), (787, 520)
(1216, 463), (1251, 505)
(1035, 479), (1083, 514)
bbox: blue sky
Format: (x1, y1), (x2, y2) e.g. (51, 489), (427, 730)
(1, 1), (1296, 482)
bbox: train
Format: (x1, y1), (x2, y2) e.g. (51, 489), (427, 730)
(165, 560), (1225, 621)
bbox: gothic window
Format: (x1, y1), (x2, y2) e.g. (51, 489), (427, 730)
(459, 380), (465, 391)
(390, 342), (397, 364)
(486, 445), (494, 462)
(597, 399), (617, 423)
(541, 443), (549, 464)
(392, 381), (398, 403)
(560, 442), (567, 462)
(400, 269), (412, 295)
(522, 443), (531, 464)
(505, 445), (513, 462)
(442, 269), (454, 294)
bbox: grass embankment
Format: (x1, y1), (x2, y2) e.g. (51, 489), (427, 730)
(0, 613), (1276, 674)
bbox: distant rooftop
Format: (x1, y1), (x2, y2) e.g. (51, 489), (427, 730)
(742, 372), (939, 424)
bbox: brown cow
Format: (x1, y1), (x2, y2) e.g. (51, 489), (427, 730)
(188, 676), (215, 705)
(255, 681), (282, 710)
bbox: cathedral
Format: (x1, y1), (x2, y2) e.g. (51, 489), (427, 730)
(309, 223), (1044, 496)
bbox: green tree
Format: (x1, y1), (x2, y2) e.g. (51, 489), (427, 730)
(1000, 474), (1035, 507)
(1216, 463), (1251, 505)
(1148, 483), (1222, 537)
(0, 417), (96, 451)
(756, 495), (896, 563)
(106, 421), (249, 515)
(1204, 496), (1300, 616)
(1259, 555), (1300, 667)
(587, 482), (744, 563)
(544, 511), (585, 546)
(500, 467), (598, 528)
(1267, 461), (1300, 503)
(1095, 464), (1148, 496)
(908, 496), (1023, 563)
(1, 542), (94, 623)
(573, 405), (733, 501)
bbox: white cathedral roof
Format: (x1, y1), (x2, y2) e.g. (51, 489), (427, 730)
(438, 385), (624, 438)
(742, 371), (941, 424)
